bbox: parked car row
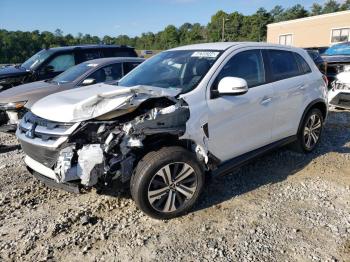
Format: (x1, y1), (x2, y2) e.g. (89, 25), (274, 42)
(0, 45), (138, 91)
(0, 57), (144, 131)
(5, 42), (328, 219)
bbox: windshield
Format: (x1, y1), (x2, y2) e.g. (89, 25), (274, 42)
(21, 49), (54, 70)
(52, 62), (96, 84)
(118, 50), (221, 93)
(324, 43), (350, 56)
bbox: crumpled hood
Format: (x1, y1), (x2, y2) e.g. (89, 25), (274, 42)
(31, 83), (181, 123)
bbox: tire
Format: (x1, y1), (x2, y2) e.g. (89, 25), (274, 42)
(130, 146), (205, 220)
(292, 108), (324, 153)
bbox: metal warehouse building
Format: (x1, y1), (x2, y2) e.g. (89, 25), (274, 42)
(267, 10), (350, 48)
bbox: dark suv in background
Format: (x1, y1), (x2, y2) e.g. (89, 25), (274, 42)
(0, 45), (138, 91)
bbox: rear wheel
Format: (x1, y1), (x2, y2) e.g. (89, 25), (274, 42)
(292, 108), (324, 153)
(131, 147), (204, 219)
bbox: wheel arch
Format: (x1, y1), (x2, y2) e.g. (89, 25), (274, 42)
(297, 99), (327, 134)
(141, 134), (210, 169)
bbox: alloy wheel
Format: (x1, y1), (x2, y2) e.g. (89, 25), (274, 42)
(147, 162), (197, 213)
(304, 114), (322, 150)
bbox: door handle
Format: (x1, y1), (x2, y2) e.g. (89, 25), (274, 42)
(260, 97), (272, 105)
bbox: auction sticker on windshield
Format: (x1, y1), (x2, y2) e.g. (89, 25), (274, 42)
(191, 51), (220, 58)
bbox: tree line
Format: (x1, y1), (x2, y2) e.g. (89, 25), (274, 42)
(0, 0), (349, 63)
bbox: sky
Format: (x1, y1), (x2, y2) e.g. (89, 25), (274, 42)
(0, 0), (327, 37)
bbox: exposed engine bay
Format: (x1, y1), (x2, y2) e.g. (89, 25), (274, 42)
(17, 93), (193, 188)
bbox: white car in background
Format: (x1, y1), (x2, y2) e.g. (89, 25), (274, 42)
(329, 71), (350, 110)
(16, 42), (328, 219)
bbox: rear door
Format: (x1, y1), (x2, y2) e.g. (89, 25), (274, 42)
(206, 49), (275, 161)
(265, 49), (310, 140)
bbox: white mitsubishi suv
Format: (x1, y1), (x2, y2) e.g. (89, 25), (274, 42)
(16, 42), (328, 219)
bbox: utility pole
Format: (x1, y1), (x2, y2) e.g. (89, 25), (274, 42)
(222, 17), (225, 42)
(222, 17), (229, 42)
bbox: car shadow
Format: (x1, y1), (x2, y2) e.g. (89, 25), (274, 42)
(98, 111), (350, 214)
(193, 110), (350, 213)
(0, 144), (21, 154)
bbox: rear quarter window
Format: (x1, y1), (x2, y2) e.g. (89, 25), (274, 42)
(294, 53), (312, 74)
(268, 50), (300, 81)
(81, 49), (101, 61)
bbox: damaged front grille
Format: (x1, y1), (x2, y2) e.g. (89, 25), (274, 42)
(16, 112), (81, 166)
(17, 112), (80, 142)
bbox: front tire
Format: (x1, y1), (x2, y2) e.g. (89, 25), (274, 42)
(293, 108), (324, 153)
(131, 146), (205, 220)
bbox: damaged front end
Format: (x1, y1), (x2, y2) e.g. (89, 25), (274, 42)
(16, 91), (191, 191)
(328, 72), (350, 110)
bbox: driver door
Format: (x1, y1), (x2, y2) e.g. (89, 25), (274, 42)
(206, 49), (275, 162)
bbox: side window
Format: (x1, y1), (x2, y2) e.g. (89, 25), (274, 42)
(294, 53), (312, 74)
(123, 62), (141, 75)
(88, 63), (123, 83)
(81, 50), (101, 61)
(47, 53), (75, 72)
(268, 50), (300, 81)
(216, 50), (265, 88)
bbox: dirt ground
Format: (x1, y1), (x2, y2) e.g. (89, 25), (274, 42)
(0, 109), (349, 262)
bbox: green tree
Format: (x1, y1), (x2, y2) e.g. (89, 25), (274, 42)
(277, 4), (309, 21)
(159, 25), (179, 49)
(341, 0), (350, 10)
(311, 3), (323, 15)
(270, 5), (284, 22)
(207, 10), (229, 41)
(322, 0), (341, 13)
(0, 2), (346, 64)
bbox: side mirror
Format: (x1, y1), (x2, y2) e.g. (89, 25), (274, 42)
(217, 77), (248, 96)
(81, 78), (96, 86)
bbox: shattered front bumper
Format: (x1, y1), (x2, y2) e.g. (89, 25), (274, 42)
(328, 90), (350, 109)
(26, 160), (81, 194)
(16, 113), (83, 187)
(328, 82), (350, 110)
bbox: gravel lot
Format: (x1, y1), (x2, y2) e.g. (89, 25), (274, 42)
(0, 109), (349, 262)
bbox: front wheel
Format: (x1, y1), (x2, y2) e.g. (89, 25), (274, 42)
(130, 147), (205, 219)
(292, 108), (324, 153)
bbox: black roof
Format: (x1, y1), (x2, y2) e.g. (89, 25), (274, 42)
(82, 57), (145, 65)
(47, 44), (135, 51)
